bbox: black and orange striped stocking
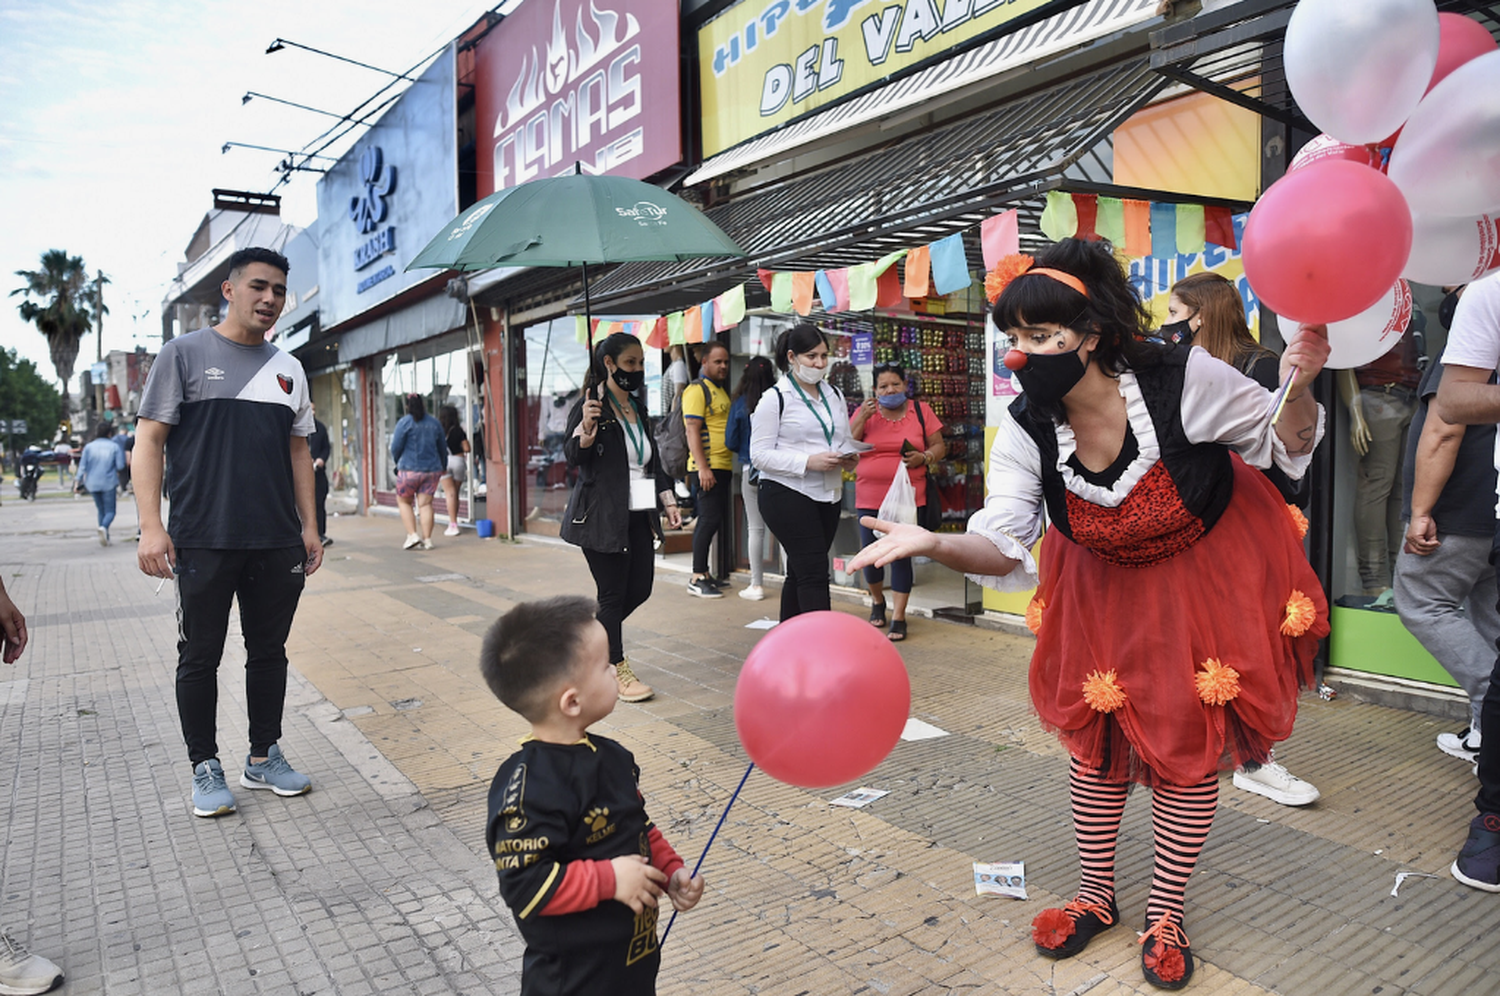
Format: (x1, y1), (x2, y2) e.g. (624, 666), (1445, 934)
(1069, 757), (1129, 908)
(1145, 775), (1219, 927)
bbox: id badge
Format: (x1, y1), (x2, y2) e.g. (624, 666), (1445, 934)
(630, 478), (656, 511)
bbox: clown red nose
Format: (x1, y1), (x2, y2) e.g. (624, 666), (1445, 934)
(1004, 349), (1029, 371)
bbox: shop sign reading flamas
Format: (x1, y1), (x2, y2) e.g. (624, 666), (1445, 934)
(474, 0), (682, 194)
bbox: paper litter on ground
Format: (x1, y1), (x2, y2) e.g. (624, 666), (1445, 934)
(900, 718), (950, 741)
(1390, 871), (1439, 897)
(745, 618), (777, 630)
(974, 862), (1027, 899)
(830, 787), (889, 808)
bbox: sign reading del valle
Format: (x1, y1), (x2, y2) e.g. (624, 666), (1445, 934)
(473, 0), (681, 195)
(699, 0), (1049, 156)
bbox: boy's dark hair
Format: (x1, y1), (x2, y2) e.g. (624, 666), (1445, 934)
(480, 596), (599, 721)
(226, 247), (290, 280)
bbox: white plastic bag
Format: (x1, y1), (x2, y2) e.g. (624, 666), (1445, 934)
(874, 463), (919, 537)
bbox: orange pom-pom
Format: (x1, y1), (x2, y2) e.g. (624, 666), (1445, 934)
(1081, 669), (1127, 713)
(1025, 596), (1046, 635)
(1032, 908), (1076, 950)
(985, 253), (1036, 304)
(1281, 589), (1317, 637)
(1194, 657), (1241, 706)
(1287, 504), (1308, 539)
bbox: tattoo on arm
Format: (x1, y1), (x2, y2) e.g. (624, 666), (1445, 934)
(1290, 422), (1315, 455)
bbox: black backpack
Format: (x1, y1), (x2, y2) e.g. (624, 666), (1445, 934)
(653, 380), (712, 479)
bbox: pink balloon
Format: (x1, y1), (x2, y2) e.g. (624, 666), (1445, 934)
(735, 611), (910, 788)
(1289, 134), (1382, 173)
(1243, 160), (1412, 324)
(1431, 13), (1498, 91)
(1277, 280), (1412, 370)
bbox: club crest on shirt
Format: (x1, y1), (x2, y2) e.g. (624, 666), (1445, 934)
(277, 373), (294, 394)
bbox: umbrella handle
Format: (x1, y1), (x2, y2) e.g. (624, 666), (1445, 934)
(659, 761), (754, 946)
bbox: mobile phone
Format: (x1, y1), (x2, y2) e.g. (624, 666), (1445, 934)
(901, 439), (917, 454)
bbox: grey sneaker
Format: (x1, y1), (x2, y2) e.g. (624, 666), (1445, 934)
(192, 759), (236, 818)
(0, 931), (62, 995)
(240, 744), (311, 797)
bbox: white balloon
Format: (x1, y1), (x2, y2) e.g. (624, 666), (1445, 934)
(1279, 280), (1413, 370)
(1404, 212), (1500, 285)
(1284, 0), (1438, 145)
(1388, 51), (1500, 218)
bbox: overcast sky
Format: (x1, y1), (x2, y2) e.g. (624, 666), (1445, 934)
(0, 0), (511, 395)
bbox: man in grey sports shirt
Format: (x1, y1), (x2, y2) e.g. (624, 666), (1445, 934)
(135, 247), (323, 818)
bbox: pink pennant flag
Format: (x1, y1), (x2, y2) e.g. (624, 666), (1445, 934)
(827, 269), (851, 312)
(981, 209), (1020, 270)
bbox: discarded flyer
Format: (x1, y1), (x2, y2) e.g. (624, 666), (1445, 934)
(900, 718), (950, 741)
(830, 787), (889, 808)
(745, 618), (778, 630)
(974, 861), (1027, 900)
(1390, 871), (1439, 897)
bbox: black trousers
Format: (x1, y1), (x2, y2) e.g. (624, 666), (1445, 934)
(521, 936), (659, 996)
(690, 468), (733, 575)
(314, 468), (329, 538)
(175, 546), (306, 766)
(1477, 534), (1500, 815)
(757, 479), (841, 621)
(582, 512), (656, 664)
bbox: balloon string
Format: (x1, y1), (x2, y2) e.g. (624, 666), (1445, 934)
(659, 761), (755, 946)
(1269, 365), (1299, 425)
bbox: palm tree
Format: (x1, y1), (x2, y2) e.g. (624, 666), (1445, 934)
(11, 249), (94, 415)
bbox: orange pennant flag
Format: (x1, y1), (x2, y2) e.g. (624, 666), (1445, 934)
(1123, 199), (1152, 258)
(876, 266), (904, 308)
(904, 246), (931, 298)
(683, 306), (703, 342)
(644, 316), (668, 349)
(791, 271), (816, 316)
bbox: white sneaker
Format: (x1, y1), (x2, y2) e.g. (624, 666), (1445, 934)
(738, 585), (765, 601)
(97, 527), (107, 547)
(1233, 762), (1320, 806)
(402, 533), (421, 550)
(420, 538), (433, 550)
(444, 524), (461, 536)
(0, 930), (63, 994)
(1438, 727), (1481, 763)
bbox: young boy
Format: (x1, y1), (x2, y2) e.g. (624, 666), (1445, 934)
(481, 595), (705, 995)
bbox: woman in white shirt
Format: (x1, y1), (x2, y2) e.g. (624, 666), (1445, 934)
(750, 324), (861, 620)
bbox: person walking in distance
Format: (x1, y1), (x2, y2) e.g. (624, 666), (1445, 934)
(439, 404), (470, 537)
(135, 246), (321, 818)
(683, 341), (734, 598)
(77, 421), (125, 546)
(724, 356), (777, 602)
(391, 394), (448, 550)
(309, 403), (332, 547)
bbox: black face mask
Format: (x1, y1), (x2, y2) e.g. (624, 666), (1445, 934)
(610, 367), (644, 393)
(1010, 341), (1090, 406)
(1159, 318), (1195, 344)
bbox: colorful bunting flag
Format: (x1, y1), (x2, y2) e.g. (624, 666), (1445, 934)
(904, 246), (930, 298)
(1149, 202), (1177, 259)
(645, 316), (668, 349)
(1123, 199), (1151, 257)
(702, 301), (718, 341)
(1040, 190), (1078, 242)
(716, 284), (746, 329)
(848, 261), (879, 311)
(1072, 194), (1099, 241)
(876, 266), (903, 308)
(684, 306), (703, 343)
(757, 269), (775, 293)
(791, 271), (815, 315)
(1096, 197), (1125, 246)
(1205, 206), (1237, 250)
(815, 270), (837, 311)
(770, 272), (794, 313)
(667, 311), (686, 345)
(981, 210), (1020, 269)
(929, 233), (969, 296)
(575, 314), (589, 344)
(827, 269), (851, 312)
(1176, 204), (1206, 255)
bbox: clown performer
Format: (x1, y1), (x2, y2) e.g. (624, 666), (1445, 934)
(850, 238), (1329, 989)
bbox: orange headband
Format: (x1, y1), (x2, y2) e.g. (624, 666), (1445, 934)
(984, 253), (1090, 303)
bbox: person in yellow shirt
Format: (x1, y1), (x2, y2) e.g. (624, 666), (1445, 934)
(683, 341), (735, 598)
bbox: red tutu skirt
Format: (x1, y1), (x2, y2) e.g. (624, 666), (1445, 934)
(1027, 456), (1327, 787)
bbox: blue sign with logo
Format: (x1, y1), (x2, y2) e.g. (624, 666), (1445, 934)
(851, 332), (873, 365)
(351, 146), (397, 277)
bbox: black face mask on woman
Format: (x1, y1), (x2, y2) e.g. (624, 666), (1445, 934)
(1158, 318), (1195, 344)
(610, 367), (644, 393)
(1008, 340), (1090, 406)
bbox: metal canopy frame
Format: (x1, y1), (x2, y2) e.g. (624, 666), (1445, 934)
(581, 58), (1170, 314)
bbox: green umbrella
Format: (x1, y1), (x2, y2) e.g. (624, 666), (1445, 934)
(407, 168), (747, 321)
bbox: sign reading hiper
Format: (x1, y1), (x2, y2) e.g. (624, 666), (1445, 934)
(474, 0), (682, 196)
(699, 0), (1049, 156)
(350, 145), (398, 288)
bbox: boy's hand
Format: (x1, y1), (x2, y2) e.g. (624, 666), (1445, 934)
(610, 855), (667, 914)
(666, 868), (705, 912)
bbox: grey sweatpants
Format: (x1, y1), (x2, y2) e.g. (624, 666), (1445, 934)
(1394, 531), (1500, 730)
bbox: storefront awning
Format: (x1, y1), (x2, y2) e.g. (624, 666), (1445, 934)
(585, 56), (1169, 313)
(685, 0), (1162, 188)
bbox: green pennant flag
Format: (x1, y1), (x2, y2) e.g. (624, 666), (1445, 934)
(1176, 204), (1206, 254)
(873, 249), (907, 275)
(667, 311), (686, 345)
(718, 284), (746, 327)
(848, 261), (879, 311)
(575, 314), (589, 344)
(1040, 190), (1079, 242)
(770, 272), (794, 313)
(1096, 197), (1125, 246)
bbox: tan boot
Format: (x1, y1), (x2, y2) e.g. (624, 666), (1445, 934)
(615, 659), (654, 702)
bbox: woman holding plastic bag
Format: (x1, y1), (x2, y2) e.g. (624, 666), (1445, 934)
(850, 362), (946, 640)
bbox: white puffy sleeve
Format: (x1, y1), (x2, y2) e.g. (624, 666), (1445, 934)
(964, 408), (1047, 592)
(1179, 347), (1324, 479)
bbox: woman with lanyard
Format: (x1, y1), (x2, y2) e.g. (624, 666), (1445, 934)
(750, 323), (862, 621)
(561, 332), (682, 702)
(852, 239), (1329, 988)
(850, 362), (946, 641)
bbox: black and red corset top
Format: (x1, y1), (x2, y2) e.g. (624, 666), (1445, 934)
(1063, 460), (1205, 567)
